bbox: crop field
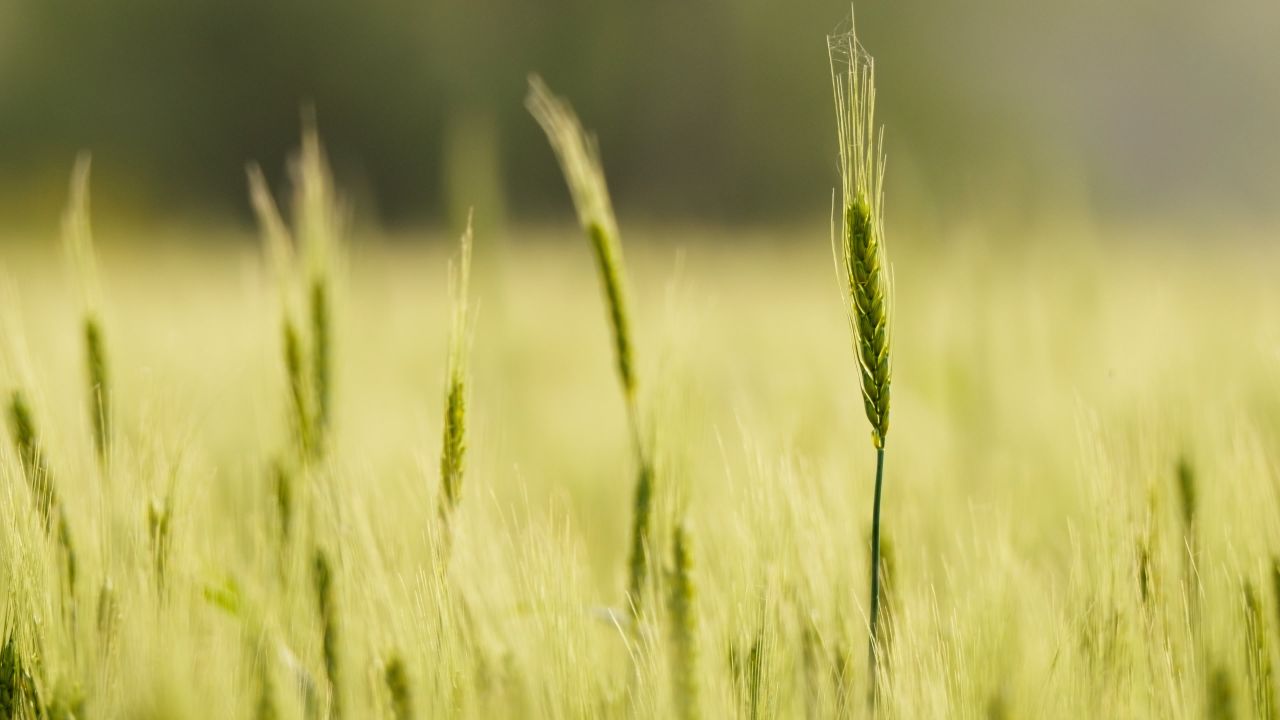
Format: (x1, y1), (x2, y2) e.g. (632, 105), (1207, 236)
(4, 26), (1280, 720)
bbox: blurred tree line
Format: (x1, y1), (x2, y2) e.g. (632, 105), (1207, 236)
(0, 0), (1276, 230)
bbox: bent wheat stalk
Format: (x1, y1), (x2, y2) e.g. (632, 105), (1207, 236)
(828, 22), (893, 707)
(526, 76), (654, 618)
(62, 154), (112, 466)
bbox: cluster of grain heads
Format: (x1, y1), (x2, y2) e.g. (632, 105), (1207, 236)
(62, 154), (112, 467)
(7, 391), (77, 597)
(248, 121), (344, 465)
(827, 20), (894, 706)
(383, 654), (414, 720)
(665, 522), (699, 720)
(313, 548), (342, 720)
(526, 75), (655, 619)
(437, 213), (475, 564)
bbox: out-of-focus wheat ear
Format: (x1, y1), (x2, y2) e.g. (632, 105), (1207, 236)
(62, 154), (112, 465)
(1175, 456), (1200, 618)
(83, 316), (110, 464)
(1271, 559), (1280, 649)
(7, 391), (77, 596)
(626, 460), (654, 618)
(437, 213), (474, 561)
(666, 522), (699, 720)
(384, 654), (413, 720)
(309, 275), (331, 445)
(9, 390), (54, 530)
(96, 578), (118, 652)
(272, 459), (294, 545)
(247, 163), (297, 297)
(148, 494), (173, 594)
(1209, 664), (1237, 720)
(313, 547), (342, 720)
(282, 318), (316, 461)
(526, 75), (653, 618)
(1244, 580), (1277, 719)
(526, 77), (636, 399)
(293, 116), (341, 447)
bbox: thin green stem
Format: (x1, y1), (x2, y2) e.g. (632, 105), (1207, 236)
(867, 446), (886, 711)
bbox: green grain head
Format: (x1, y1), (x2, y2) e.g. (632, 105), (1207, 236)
(439, 214), (474, 524)
(526, 75), (637, 400)
(828, 26), (892, 449)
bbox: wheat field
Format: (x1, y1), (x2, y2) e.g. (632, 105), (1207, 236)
(3, 182), (1280, 717)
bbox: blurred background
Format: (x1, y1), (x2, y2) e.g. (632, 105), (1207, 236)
(0, 0), (1277, 235)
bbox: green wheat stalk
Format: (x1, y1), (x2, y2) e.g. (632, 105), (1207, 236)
(666, 522), (699, 720)
(437, 213), (475, 563)
(8, 390), (77, 596)
(62, 154), (112, 465)
(248, 120), (343, 464)
(283, 318), (316, 460)
(1244, 580), (1277, 719)
(828, 20), (894, 706)
(294, 120), (340, 448)
(313, 547), (342, 720)
(526, 75), (653, 618)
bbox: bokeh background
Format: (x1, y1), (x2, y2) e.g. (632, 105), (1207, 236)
(1, 0), (1277, 235)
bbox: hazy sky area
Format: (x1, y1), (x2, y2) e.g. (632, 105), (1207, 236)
(0, 0), (1276, 230)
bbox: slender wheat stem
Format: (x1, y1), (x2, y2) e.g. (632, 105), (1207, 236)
(295, 120), (340, 450)
(828, 21), (894, 708)
(62, 154), (112, 466)
(526, 76), (653, 618)
(1244, 580), (1276, 719)
(666, 522), (699, 720)
(438, 213), (474, 563)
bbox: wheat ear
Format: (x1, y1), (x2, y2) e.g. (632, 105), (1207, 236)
(526, 76), (654, 618)
(62, 154), (112, 465)
(828, 20), (893, 706)
(437, 213), (474, 565)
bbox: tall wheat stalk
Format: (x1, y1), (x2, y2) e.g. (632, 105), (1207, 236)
(526, 76), (654, 618)
(62, 154), (112, 466)
(828, 20), (894, 706)
(8, 391), (78, 597)
(666, 522), (699, 720)
(313, 547), (342, 719)
(248, 119), (343, 465)
(437, 213), (475, 563)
